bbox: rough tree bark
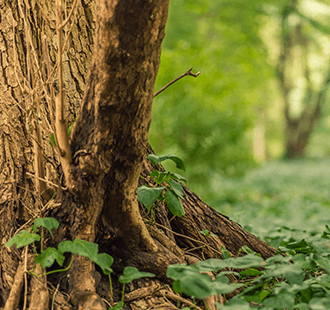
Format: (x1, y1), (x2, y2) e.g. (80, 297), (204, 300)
(0, 0), (277, 309)
(277, 0), (330, 159)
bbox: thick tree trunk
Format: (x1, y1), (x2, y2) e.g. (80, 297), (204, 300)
(0, 0), (277, 309)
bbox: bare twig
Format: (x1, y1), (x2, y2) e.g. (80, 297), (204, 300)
(153, 67), (200, 97)
(35, 0), (56, 28)
(155, 289), (203, 310)
(60, 0), (79, 29)
(26, 171), (64, 190)
(23, 246), (28, 310)
(153, 222), (222, 255)
(51, 283), (60, 310)
(55, 0), (72, 184)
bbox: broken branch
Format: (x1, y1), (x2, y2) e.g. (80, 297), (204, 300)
(154, 67), (200, 97)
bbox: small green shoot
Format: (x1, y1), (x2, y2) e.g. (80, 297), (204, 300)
(138, 153), (187, 219)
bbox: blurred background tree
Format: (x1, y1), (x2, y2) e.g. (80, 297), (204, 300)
(149, 0), (330, 203)
(275, 0), (330, 158)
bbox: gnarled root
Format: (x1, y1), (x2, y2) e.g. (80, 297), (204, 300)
(4, 261), (24, 310)
(28, 264), (49, 310)
(69, 255), (106, 310)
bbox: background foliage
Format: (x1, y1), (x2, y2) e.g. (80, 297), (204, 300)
(150, 0), (330, 203)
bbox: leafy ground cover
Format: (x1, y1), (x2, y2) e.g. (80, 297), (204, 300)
(210, 159), (330, 241)
(170, 159), (330, 309)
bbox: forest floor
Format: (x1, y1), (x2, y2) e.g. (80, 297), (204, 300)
(210, 159), (330, 242)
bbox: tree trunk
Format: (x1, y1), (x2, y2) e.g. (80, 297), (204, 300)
(284, 103), (320, 159)
(0, 1), (277, 309)
(277, 1), (330, 159)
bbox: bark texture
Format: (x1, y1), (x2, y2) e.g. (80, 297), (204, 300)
(0, 0), (277, 309)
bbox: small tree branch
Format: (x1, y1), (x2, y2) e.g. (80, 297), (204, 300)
(154, 67), (200, 97)
(55, 0), (72, 185)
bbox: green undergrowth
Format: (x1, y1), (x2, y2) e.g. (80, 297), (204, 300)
(6, 158), (330, 309)
(210, 159), (330, 240)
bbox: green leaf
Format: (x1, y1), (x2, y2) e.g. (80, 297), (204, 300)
(137, 186), (165, 208)
(167, 264), (240, 300)
(168, 264), (214, 299)
(263, 291), (295, 309)
(295, 303), (311, 310)
(239, 268), (263, 278)
(148, 154), (185, 171)
(241, 245), (254, 254)
(196, 259), (229, 272)
(169, 179), (183, 198)
(109, 301), (124, 310)
(221, 246), (231, 259)
(180, 272), (214, 299)
(154, 172), (171, 185)
(309, 297), (330, 310)
(149, 170), (159, 177)
(167, 263), (195, 280)
(68, 122), (74, 136)
(226, 255), (264, 269)
(199, 230), (218, 238)
(172, 280), (183, 294)
(215, 298), (251, 309)
(200, 230), (211, 237)
(49, 133), (57, 147)
(95, 253), (114, 274)
(263, 264), (304, 284)
(119, 266), (155, 284)
(165, 190), (185, 217)
(35, 247), (65, 268)
(169, 173), (187, 184)
(5, 230), (40, 248)
(259, 290), (270, 302)
(33, 217), (59, 238)
(58, 239), (98, 262)
(212, 277), (243, 294)
(314, 254), (330, 274)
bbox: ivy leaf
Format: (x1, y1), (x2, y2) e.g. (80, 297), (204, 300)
(148, 154), (185, 171)
(154, 172), (171, 185)
(239, 268), (263, 278)
(35, 247), (65, 268)
(137, 186), (166, 208)
(119, 266), (155, 284)
(221, 246), (231, 259)
(5, 230), (40, 249)
(169, 173), (187, 184)
(169, 179), (183, 198)
(150, 170), (159, 177)
(199, 230), (217, 238)
(95, 253), (114, 275)
(33, 217), (59, 238)
(165, 190), (185, 217)
(58, 239), (98, 262)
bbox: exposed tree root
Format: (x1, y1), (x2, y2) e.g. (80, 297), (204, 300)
(68, 255), (106, 310)
(4, 261), (24, 310)
(185, 255), (225, 309)
(49, 285), (72, 310)
(154, 289), (204, 310)
(28, 264), (49, 310)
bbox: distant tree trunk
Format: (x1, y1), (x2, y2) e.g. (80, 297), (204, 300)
(277, 0), (330, 159)
(0, 0), (277, 309)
